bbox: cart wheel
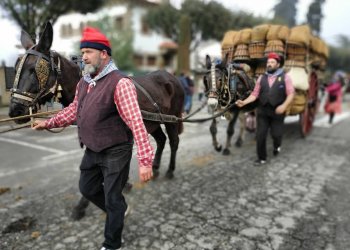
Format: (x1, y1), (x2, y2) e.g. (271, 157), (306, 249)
(299, 71), (319, 137)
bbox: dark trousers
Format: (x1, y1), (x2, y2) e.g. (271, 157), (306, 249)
(79, 142), (133, 249)
(256, 105), (285, 160)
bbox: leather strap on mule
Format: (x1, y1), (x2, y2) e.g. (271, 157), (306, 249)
(131, 78), (164, 122)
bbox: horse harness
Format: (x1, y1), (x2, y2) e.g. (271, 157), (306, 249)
(208, 62), (254, 107)
(11, 45), (63, 111)
(9, 48), (237, 125)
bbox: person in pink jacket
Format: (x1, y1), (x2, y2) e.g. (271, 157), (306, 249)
(324, 72), (344, 124)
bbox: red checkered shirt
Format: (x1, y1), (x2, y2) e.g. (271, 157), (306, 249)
(251, 73), (295, 98)
(45, 77), (154, 168)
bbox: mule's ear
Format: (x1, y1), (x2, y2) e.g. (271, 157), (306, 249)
(37, 22), (53, 52)
(203, 75), (209, 92)
(20, 30), (35, 50)
(205, 55), (211, 70)
(221, 53), (229, 67)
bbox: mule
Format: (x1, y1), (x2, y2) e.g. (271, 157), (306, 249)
(9, 22), (184, 219)
(203, 54), (256, 155)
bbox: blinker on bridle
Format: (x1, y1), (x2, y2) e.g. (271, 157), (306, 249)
(11, 45), (61, 109)
(208, 62), (228, 97)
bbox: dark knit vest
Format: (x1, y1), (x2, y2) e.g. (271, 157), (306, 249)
(77, 70), (132, 152)
(259, 72), (287, 108)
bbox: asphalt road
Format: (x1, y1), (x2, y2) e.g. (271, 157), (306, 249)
(0, 96), (350, 250)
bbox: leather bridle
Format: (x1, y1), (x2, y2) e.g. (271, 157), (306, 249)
(11, 45), (62, 112)
(206, 62), (231, 108)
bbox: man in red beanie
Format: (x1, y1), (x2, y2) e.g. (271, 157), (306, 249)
(236, 52), (295, 165)
(33, 26), (154, 250)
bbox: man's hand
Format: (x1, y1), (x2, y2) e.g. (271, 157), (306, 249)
(139, 166), (153, 182)
(275, 104), (286, 114)
(235, 99), (245, 108)
(32, 120), (47, 130)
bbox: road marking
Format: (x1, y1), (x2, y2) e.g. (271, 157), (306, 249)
(36, 134), (78, 143)
(0, 137), (65, 154)
(313, 111), (350, 127)
(0, 153), (81, 178)
(41, 149), (83, 161)
(284, 111), (350, 127)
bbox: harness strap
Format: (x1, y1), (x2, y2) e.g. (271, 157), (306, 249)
(131, 78), (164, 122)
(12, 53), (28, 90)
(12, 92), (34, 102)
(141, 110), (180, 123)
(27, 49), (50, 61)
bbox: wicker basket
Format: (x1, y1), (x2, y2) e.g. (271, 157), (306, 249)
(254, 62), (266, 76)
(251, 24), (270, 42)
(222, 47), (235, 62)
(288, 25), (311, 47)
(233, 29), (252, 45)
(284, 60), (306, 69)
(264, 40), (285, 56)
(286, 42), (307, 62)
(249, 41), (266, 59)
(266, 25), (290, 41)
(221, 30), (237, 48)
(233, 44), (250, 61)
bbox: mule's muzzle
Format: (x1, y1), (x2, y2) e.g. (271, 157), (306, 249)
(8, 103), (30, 124)
(208, 97), (218, 111)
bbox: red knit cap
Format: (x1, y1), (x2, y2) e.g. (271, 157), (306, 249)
(80, 26), (111, 55)
(267, 52), (280, 62)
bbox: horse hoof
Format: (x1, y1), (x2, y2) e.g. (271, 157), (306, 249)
(152, 168), (160, 179)
(215, 145), (222, 152)
(223, 148), (230, 155)
(165, 171), (174, 180)
(235, 138), (243, 148)
(71, 210), (86, 221)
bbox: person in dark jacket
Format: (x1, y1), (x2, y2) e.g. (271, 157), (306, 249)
(33, 26), (154, 250)
(236, 52), (295, 165)
(178, 72), (194, 114)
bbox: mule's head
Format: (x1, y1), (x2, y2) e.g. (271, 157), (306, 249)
(9, 22), (55, 123)
(203, 54), (229, 111)
(228, 63), (255, 102)
(203, 54), (256, 113)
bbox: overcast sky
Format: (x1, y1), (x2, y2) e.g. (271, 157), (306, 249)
(0, 0), (348, 66)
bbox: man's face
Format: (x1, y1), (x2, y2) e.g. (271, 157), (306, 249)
(266, 58), (280, 73)
(81, 48), (105, 75)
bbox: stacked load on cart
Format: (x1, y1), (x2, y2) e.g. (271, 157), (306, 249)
(220, 24), (329, 115)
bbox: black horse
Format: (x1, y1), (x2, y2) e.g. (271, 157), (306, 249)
(203, 54), (256, 155)
(9, 22), (185, 219)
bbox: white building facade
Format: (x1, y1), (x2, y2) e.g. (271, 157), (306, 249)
(52, 0), (177, 72)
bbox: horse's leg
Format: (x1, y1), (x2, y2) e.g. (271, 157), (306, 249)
(223, 110), (240, 155)
(71, 196), (90, 221)
(150, 126), (167, 179)
(235, 111), (246, 148)
(210, 118), (222, 152)
(163, 123), (180, 179)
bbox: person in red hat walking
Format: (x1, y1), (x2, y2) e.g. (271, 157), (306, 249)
(33, 26), (154, 250)
(235, 52), (295, 165)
